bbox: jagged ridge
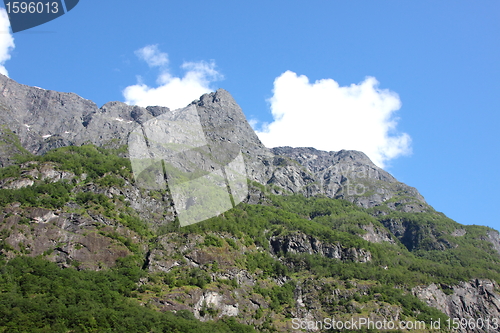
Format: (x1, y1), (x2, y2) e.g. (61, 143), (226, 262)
(0, 74), (426, 213)
(1, 75), (500, 332)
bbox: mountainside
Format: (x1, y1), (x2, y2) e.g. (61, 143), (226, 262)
(0, 74), (426, 211)
(1, 74), (500, 332)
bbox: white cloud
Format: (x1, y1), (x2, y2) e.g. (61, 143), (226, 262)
(0, 8), (15, 77)
(248, 118), (259, 130)
(123, 45), (222, 110)
(135, 44), (168, 68)
(256, 71), (411, 168)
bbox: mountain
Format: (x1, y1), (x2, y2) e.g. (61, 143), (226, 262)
(0, 74), (425, 211)
(1, 74), (500, 332)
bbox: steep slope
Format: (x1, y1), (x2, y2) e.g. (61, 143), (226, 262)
(1, 76), (500, 332)
(2, 152), (500, 332)
(0, 74), (166, 156)
(0, 125), (30, 167)
(271, 146), (427, 212)
(0, 74), (425, 213)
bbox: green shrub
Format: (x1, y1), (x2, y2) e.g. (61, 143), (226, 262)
(203, 234), (223, 247)
(0, 256), (256, 332)
(0, 181), (72, 208)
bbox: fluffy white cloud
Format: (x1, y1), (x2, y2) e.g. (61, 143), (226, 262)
(256, 71), (411, 167)
(0, 8), (15, 77)
(135, 44), (168, 68)
(123, 45), (221, 110)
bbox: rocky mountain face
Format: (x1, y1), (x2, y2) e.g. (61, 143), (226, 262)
(269, 146), (427, 211)
(269, 231), (373, 263)
(0, 74), (425, 212)
(0, 74), (166, 155)
(2, 74), (500, 332)
(414, 280), (500, 333)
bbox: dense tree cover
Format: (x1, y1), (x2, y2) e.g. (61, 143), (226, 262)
(162, 266), (212, 289)
(246, 252), (289, 278)
(16, 145), (132, 181)
(0, 164), (21, 179)
(0, 181), (72, 208)
(0, 256), (255, 333)
(254, 281), (295, 312)
(2, 144), (500, 331)
(0, 145), (130, 209)
(183, 201), (370, 252)
(180, 193), (500, 287)
(0, 146), (150, 238)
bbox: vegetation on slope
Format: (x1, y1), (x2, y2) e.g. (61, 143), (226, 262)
(0, 256), (255, 333)
(0, 145), (499, 332)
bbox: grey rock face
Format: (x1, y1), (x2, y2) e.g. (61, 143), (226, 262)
(193, 89), (270, 160)
(0, 74), (165, 154)
(0, 74), (426, 212)
(270, 232), (372, 262)
(192, 90), (275, 189)
(360, 223), (396, 244)
(0, 75), (95, 153)
(0, 205), (132, 270)
(0, 125), (29, 167)
(414, 279), (500, 333)
(3, 75), (500, 330)
(270, 146), (427, 210)
(193, 290), (239, 321)
(486, 230), (500, 257)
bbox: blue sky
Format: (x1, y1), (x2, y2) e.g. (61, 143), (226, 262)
(1, 1), (499, 230)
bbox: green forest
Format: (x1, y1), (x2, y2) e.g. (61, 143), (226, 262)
(0, 145), (499, 332)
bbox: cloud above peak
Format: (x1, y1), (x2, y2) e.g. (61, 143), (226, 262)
(135, 44), (168, 68)
(256, 71), (411, 168)
(0, 8), (15, 77)
(123, 45), (222, 110)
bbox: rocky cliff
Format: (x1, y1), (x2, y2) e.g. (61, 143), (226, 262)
(2, 74), (500, 332)
(414, 279), (500, 333)
(0, 74), (426, 213)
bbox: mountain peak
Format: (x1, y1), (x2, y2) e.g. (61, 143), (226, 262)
(0, 76), (426, 212)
